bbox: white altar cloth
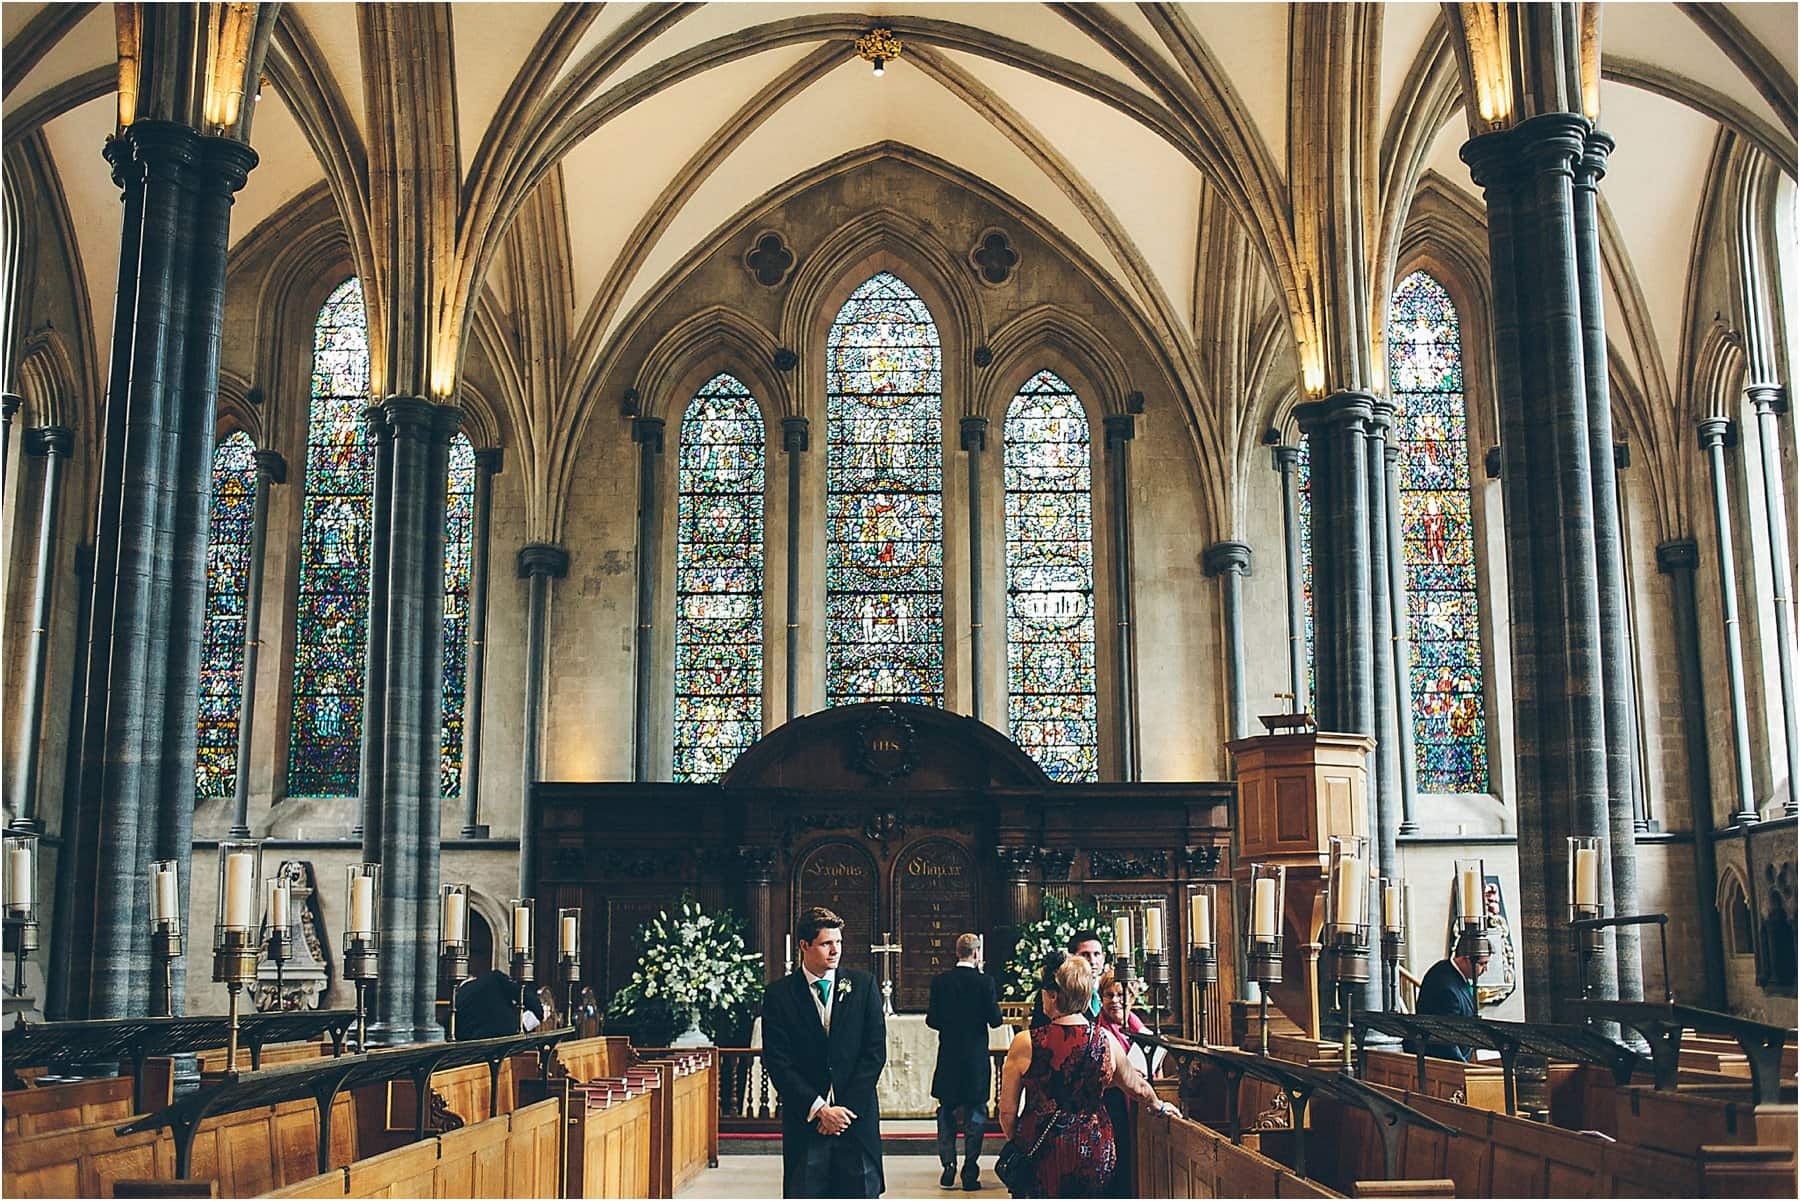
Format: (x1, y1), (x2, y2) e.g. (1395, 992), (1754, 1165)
(746, 1013), (1016, 1118)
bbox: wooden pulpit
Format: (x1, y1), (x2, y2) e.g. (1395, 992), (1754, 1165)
(1227, 727), (1374, 1042)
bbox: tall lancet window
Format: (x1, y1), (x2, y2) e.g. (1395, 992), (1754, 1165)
(1388, 270), (1488, 793)
(825, 272), (944, 705)
(440, 433), (476, 796)
(1004, 371), (1098, 781)
(287, 278), (372, 797)
(673, 374), (765, 781)
(196, 430), (257, 802)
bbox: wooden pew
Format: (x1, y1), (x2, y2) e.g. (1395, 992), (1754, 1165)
(1136, 1106), (1343, 1197)
(1362, 1047), (1508, 1113)
(343, 1140), (438, 1198)
(523, 1076), (653, 1199)
(502, 1098), (565, 1200)
(552, 1037), (630, 1084)
(3, 1074), (137, 1136)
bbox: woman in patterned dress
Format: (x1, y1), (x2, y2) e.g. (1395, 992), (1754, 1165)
(998, 953), (1175, 1197)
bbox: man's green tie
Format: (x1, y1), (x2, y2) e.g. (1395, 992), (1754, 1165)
(815, 978), (831, 1006)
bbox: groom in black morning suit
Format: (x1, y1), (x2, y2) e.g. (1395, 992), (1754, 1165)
(762, 906), (888, 1198)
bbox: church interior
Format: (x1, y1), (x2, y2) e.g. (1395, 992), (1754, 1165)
(1, 1), (1797, 1197)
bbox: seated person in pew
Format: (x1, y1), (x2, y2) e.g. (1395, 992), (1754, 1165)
(1407, 946), (1489, 1062)
(454, 969), (545, 1039)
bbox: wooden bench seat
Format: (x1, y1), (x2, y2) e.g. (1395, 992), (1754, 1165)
(3, 1074), (137, 1136)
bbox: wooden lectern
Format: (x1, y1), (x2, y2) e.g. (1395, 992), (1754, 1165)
(1227, 724), (1373, 1043)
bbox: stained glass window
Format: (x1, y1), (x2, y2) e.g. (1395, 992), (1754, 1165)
(287, 278), (372, 797)
(440, 433), (475, 796)
(1389, 271), (1487, 792)
(196, 431), (257, 803)
(673, 375), (765, 781)
(1004, 371), (1097, 781)
(825, 272), (944, 705)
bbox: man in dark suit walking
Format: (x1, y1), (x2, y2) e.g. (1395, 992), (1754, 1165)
(762, 906), (888, 1198)
(1411, 945), (1489, 1061)
(927, 933), (1005, 1191)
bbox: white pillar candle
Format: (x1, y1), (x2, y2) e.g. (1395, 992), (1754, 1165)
(1252, 878), (1277, 942)
(561, 914), (578, 956)
(1334, 859), (1365, 926)
(349, 875), (375, 936)
(1458, 867), (1481, 923)
(443, 891), (467, 943)
(1573, 847), (1599, 907)
(154, 866), (178, 924)
(223, 852), (254, 928)
(7, 847), (32, 909)
(1382, 882), (1401, 930)
(1113, 915), (1132, 960)
(785, 934), (793, 967)
(1144, 907), (1163, 955)
(268, 879), (289, 930)
(513, 905), (532, 953)
(1191, 893), (1212, 949)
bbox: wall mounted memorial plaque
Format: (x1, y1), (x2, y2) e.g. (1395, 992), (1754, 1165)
(895, 839), (978, 1011)
(792, 840), (879, 977)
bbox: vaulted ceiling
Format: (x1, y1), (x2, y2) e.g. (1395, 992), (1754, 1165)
(5, 2), (1796, 524)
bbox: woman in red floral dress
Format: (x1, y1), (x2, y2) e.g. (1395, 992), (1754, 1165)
(999, 954), (1175, 1197)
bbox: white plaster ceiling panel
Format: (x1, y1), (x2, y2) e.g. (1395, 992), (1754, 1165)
(1377, 1), (1445, 133)
(1599, 79), (1717, 390)
(545, 1), (653, 101)
(4, 3), (113, 115)
(1, 3), (50, 36)
(1170, 2), (1290, 172)
(41, 94), (123, 376)
(1600, 271), (1647, 401)
(957, 2), (1146, 82)
(487, 238), (513, 315)
(450, 3), (565, 180)
(1421, 112), (1480, 203)
(1725, 2), (1798, 86)
(607, 56), (1130, 351)
(288, 4), (368, 143)
(606, 3), (858, 87)
(559, 43), (819, 324)
(1603, 3), (1790, 135)
(942, 48), (1202, 327)
(231, 89), (326, 249)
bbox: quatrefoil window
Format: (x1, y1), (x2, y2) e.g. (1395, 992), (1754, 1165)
(970, 228), (1019, 286)
(744, 230), (796, 288)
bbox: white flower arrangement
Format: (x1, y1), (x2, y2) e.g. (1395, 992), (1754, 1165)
(609, 898), (764, 1042)
(1001, 892), (1113, 1000)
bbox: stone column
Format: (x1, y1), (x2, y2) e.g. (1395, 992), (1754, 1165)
(1294, 392), (1382, 1015)
(1464, 114), (1618, 1016)
(355, 406), (396, 848)
(516, 542), (568, 899)
(632, 416), (665, 782)
(1572, 130), (1643, 995)
(460, 448), (501, 837)
(1365, 403), (1401, 884)
(10, 426), (72, 832)
(962, 417), (989, 722)
(1747, 387), (1799, 818)
(1104, 414), (1138, 780)
(1698, 418), (1761, 825)
(45, 542), (93, 1021)
(1201, 542), (1252, 742)
(228, 451), (286, 838)
(781, 418), (808, 722)
(1, 394), (18, 499)
(1272, 444), (1307, 711)
(1656, 539), (1728, 1008)
(1384, 445), (1420, 834)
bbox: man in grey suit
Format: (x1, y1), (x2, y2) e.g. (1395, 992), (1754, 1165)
(762, 906), (888, 1198)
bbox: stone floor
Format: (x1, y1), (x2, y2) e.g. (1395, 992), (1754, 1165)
(678, 1123), (1000, 1200)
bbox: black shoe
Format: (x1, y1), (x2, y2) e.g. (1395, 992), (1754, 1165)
(961, 1168), (982, 1190)
(941, 1163), (957, 1189)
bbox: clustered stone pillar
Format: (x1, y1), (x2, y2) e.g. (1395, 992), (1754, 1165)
(1463, 113), (1619, 1017)
(1698, 418), (1761, 827)
(1656, 539), (1729, 1008)
(10, 426), (73, 833)
(44, 543), (93, 1021)
(1202, 542), (1252, 743)
(355, 406), (397, 846)
(632, 416), (665, 782)
(1272, 444), (1308, 712)
(782, 417), (808, 722)
(1383, 444), (1420, 834)
(228, 451), (285, 838)
(72, 122), (255, 1019)
(1104, 414), (1138, 780)
(962, 416), (989, 722)
(1, 394), (19, 500)
(460, 448), (502, 837)
(1293, 392), (1382, 1016)
(516, 542), (569, 899)
(1363, 403), (1401, 887)
(367, 399), (461, 1046)
(1572, 131), (1643, 996)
